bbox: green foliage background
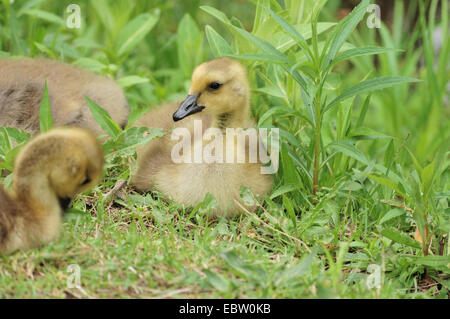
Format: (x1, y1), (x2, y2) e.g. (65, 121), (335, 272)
(0, 0), (448, 298)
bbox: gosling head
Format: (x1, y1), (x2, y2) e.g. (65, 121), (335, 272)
(173, 58), (250, 122)
(13, 128), (104, 209)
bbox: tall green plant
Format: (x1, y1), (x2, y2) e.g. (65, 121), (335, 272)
(203, 0), (419, 198)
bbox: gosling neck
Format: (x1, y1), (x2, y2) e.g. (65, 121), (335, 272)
(13, 168), (62, 219)
(211, 106), (249, 132)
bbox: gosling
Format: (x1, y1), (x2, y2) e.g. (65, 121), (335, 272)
(0, 58), (129, 136)
(0, 128), (103, 254)
(131, 58), (272, 218)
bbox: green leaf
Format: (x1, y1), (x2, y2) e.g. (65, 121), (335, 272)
(257, 106), (310, 126)
(127, 107), (152, 127)
(327, 140), (369, 165)
(379, 208), (405, 225)
(9, 7), (27, 55)
(381, 227), (421, 249)
(0, 128), (30, 169)
(73, 58), (107, 73)
(116, 10), (160, 57)
(116, 76), (149, 88)
(356, 94), (371, 128)
(90, 0), (114, 31)
(205, 25), (233, 58)
(177, 14), (204, 77)
(219, 250), (252, 279)
(229, 24), (292, 64)
(39, 81), (53, 133)
(331, 46), (397, 67)
(268, 23), (336, 53)
(261, 5), (311, 59)
(33, 42), (55, 58)
(85, 97), (122, 138)
(21, 9), (65, 26)
(384, 139), (395, 170)
(254, 87), (286, 100)
(405, 146), (424, 176)
(278, 128), (307, 153)
(0, 128), (12, 158)
(283, 66), (310, 98)
(349, 127), (392, 140)
(200, 6), (232, 25)
(65, 208), (89, 218)
(276, 249), (316, 285)
(367, 174), (409, 201)
(270, 184), (301, 200)
(3, 128), (30, 144)
(421, 159), (436, 198)
(262, 5), (306, 42)
(114, 127), (164, 153)
(325, 77), (421, 113)
(283, 195), (297, 228)
(323, 0), (371, 70)
(203, 270), (230, 292)
(1, 144), (26, 171)
(418, 0), (442, 110)
(17, 0), (47, 15)
(226, 53), (290, 64)
(403, 255), (450, 269)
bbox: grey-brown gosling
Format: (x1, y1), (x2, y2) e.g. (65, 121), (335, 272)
(0, 59), (129, 136)
(0, 128), (103, 254)
(131, 58), (272, 218)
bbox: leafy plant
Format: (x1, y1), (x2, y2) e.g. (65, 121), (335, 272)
(203, 0), (418, 200)
(202, 0), (448, 276)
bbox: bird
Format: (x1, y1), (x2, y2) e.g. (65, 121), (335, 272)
(0, 58), (129, 136)
(0, 127), (103, 254)
(131, 58), (273, 218)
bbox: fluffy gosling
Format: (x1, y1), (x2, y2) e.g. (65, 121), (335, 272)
(0, 128), (103, 254)
(131, 58), (272, 218)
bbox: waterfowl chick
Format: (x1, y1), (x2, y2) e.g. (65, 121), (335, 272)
(0, 59), (129, 136)
(132, 58), (272, 218)
(0, 128), (103, 254)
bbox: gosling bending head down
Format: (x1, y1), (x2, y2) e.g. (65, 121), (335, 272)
(0, 128), (103, 254)
(132, 58), (272, 217)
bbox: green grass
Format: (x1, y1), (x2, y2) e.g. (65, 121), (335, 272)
(0, 0), (449, 298)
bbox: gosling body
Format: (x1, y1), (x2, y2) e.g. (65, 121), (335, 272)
(0, 59), (129, 136)
(0, 128), (103, 254)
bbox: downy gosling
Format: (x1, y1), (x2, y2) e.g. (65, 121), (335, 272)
(0, 128), (103, 254)
(0, 59), (129, 136)
(131, 58), (273, 218)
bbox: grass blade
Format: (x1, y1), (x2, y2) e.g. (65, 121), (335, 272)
(327, 140), (369, 166)
(116, 10), (160, 57)
(85, 97), (122, 138)
(331, 46), (397, 67)
(205, 25), (233, 57)
(325, 76), (421, 113)
(39, 81), (53, 133)
(381, 227), (421, 249)
(261, 5), (312, 60)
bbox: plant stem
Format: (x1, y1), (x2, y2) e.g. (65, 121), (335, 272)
(312, 89), (322, 196)
(311, 15), (323, 197)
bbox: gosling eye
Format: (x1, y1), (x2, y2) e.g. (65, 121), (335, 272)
(80, 176), (91, 186)
(208, 82), (222, 91)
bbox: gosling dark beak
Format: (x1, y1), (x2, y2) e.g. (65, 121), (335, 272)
(58, 197), (72, 211)
(173, 93), (205, 122)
